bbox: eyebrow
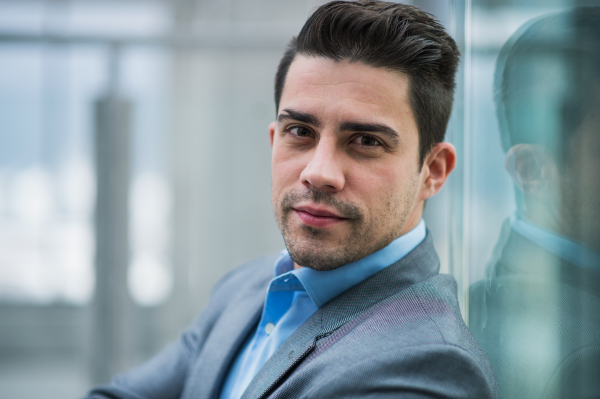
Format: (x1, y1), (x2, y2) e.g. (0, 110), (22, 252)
(340, 121), (400, 145)
(278, 109), (320, 127)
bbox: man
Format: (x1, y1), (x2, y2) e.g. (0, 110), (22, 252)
(87, 2), (497, 398)
(469, 8), (600, 399)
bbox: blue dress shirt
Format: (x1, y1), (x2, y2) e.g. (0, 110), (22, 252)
(511, 214), (600, 272)
(219, 219), (427, 399)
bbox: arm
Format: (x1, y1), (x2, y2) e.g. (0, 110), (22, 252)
(85, 273), (235, 399)
(86, 332), (197, 399)
(83, 254), (276, 399)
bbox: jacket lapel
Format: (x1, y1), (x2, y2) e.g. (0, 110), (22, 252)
(241, 231), (440, 399)
(182, 274), (269, 399)
(240, 312), (322, 399)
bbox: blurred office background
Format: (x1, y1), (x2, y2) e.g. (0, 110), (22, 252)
(0, 0), (598, 398)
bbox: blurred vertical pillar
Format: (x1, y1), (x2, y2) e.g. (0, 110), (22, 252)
(91, 43), (134, 384)
(158, 0), (198, 342)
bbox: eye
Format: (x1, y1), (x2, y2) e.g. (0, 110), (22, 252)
(351, 135), (381, 147)
(288, 126), (313, 138)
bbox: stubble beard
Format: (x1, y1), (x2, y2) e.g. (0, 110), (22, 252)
(273, 186), (417, 271)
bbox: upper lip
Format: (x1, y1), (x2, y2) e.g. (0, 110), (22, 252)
(293, 205), (346, 218)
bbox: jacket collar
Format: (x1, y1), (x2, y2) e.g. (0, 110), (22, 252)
(490, 223), (600, 297)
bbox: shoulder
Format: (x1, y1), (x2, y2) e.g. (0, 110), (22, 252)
(404, 274), (496, 380)
(381, 273), (497, 393)
(291, 274), (498, 398)
(471, 273), (600, 399)
(365, 273), (488, 360)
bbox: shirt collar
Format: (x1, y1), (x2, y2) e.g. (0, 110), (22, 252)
(272, 219), (426, 308)
(511, 214), (600, 272)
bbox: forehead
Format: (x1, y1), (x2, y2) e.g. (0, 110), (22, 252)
(279, 55), (416, 134)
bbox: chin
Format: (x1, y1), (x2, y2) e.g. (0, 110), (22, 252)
(284, 235), (365, 271)
(287, 250), (347, 271)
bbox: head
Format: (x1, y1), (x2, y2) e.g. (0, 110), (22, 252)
(270, 1), (459, 270)
(275, 1), (459, 167)
(495, 8), (600, 247)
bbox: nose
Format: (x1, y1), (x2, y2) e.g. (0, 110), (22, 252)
(300, 137), (345, 192)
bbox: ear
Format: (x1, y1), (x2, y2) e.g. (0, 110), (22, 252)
(505, 144), (557, 197)
(419, 142), (456, 201)
(269, 122), (276, 147)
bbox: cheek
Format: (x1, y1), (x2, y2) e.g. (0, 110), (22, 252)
(366, 164), (421, 218)
(351, 165), (404, 212)
(271, 147), (306, 193)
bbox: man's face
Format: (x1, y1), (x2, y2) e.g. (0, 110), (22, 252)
(509, 102), (600, 251)
(270, 55), (430, 271)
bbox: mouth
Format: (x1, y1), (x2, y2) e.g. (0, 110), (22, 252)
(292, 205), (349, 228)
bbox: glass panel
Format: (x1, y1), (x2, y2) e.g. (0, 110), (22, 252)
(466, 0), (600, 397)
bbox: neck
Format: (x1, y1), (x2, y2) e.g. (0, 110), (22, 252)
(521, 197), (560, 235)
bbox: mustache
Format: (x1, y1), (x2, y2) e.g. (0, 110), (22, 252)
(281, 189), (363, 221)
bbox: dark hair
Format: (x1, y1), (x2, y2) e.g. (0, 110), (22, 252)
(494, 8), (600, 164)
(274, 0), (460, 165)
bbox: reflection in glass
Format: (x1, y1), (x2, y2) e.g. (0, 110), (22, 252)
(469, 8), (600, 399)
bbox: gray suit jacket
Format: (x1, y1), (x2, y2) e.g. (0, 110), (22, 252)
(88, 232), (498, 399)
(470, 226), (600, 399)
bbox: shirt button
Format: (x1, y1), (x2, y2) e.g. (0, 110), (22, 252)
(265, 323), (275, 335)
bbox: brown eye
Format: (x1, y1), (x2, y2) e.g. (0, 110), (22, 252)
(353, 135), (381, 147)
(289, 126), (312, 137)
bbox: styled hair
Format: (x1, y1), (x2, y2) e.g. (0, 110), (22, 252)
(494, 7), (600, 165)
(274, 0), (460, 165)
